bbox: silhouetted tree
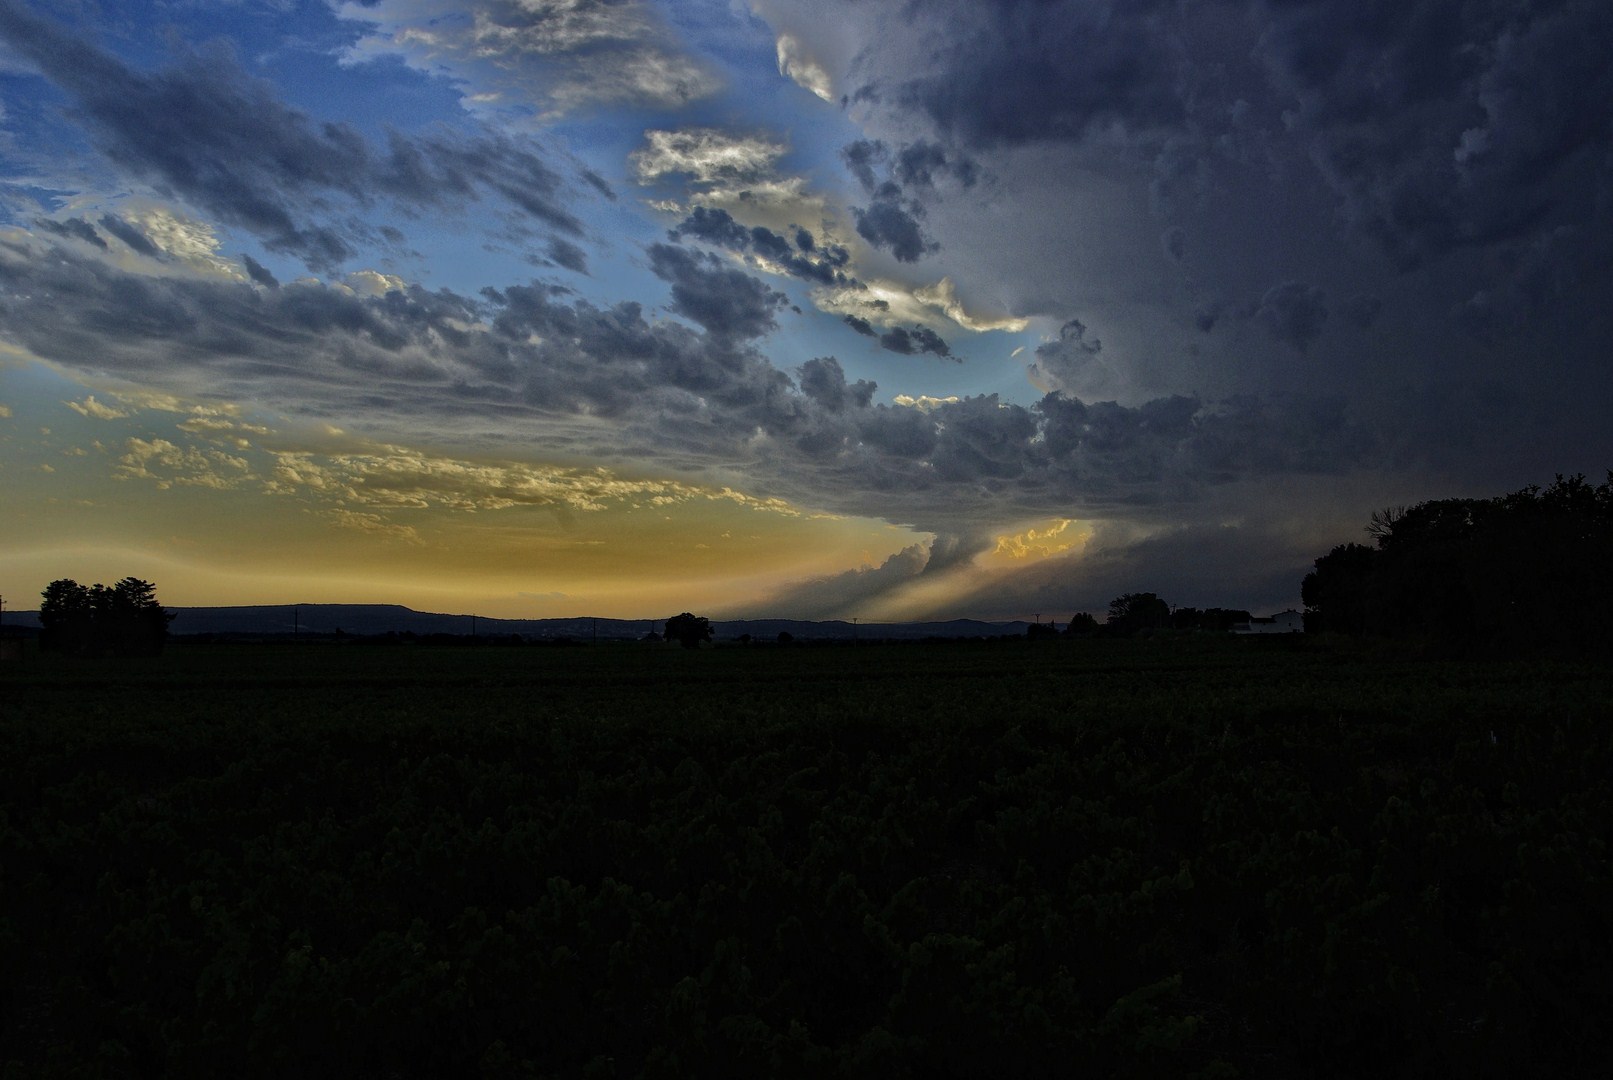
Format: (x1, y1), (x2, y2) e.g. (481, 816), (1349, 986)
(40, 577), (172, 657)
(664, 612), (713, 649)
(1106, 593), (1170, 635)
(1301, 544), (1380, 635)
(1063, 612), (1099, 636)
(1302, 472), (1613, 651)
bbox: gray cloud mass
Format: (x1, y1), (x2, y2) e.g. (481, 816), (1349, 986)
(0, 236), (1393, 531)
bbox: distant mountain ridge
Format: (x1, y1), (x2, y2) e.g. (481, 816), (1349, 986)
(2, 603), (1033, 641)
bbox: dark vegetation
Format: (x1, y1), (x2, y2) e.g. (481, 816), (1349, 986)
(1302, 473), (1613, 653)
(664, 612), (714, 649)
(37, 577), (171, 657)
(4, 638), (1611, 1077)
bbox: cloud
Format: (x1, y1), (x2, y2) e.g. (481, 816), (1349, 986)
(797, 356), (874, 414)
(1254, 0), (1613, 267)
(878, 324), (951, 359)
(0, 1), (584, 272)
(97, 214), (164, 259)
(1027, 318), (1124, 399)
(336, 0), (721, 117)
(544, 237), (589, 274)
(841, 141), (945, 262)
(647, 243), (790, 340)
(774, 31), (834, 102)
(746, 541), (930, 620)
(948, 520), (1322, 622)
(670, 205), (851, 285)
(853, 194), (935, 262)
(34, 217), (106, 249)
(1255, 282), (1328, 352)
(241, 254), (279, 289)
(65, 395), (129, 420)
(0, 232), (1395, 533)
(871, 2), (1186, 149)
(632, 128), (787, 187)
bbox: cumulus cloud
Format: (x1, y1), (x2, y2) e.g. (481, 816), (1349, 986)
(632, 128), (787, 187)
(1027, 318), (1124, 399)
(774, 30), (834, 101)
(647, 243), (791, 340)
(336, 0), (720, 117)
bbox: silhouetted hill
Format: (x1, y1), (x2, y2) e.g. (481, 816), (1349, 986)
(2, 604), (1032, 641)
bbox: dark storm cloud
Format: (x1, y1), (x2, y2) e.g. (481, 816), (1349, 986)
(878, 325), (951, 359)
(841, 139), (964, 262)
(1161, 227), (1185, 263)
(646, 243), (790, 339)
(240, 254), (279, 289)
(1340, 293), (1383, 329)
(1255, 282), (1328, 352)
(669, 207), (852, 284)
(894, 140), (979, 189)
(0, 0), (583, 272)
(34, 217), (105, 249)
(0, 235), (1396, 530)
(842, 314), (877, 337)
(797, 356), (875, 413)
(1252, 0), (1613, 268)
(882, 1), (1186, 148)
(853, 195), (935, 262)
(817, 0), (1613, 303)
(841, 139), (884, 192)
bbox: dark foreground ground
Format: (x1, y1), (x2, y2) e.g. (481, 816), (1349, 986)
(3, 637), (1611, 1077)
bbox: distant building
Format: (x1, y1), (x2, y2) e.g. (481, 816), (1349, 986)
(1232, 609), (1305, 634)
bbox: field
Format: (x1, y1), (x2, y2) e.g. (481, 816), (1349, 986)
(4, 638), (1612, 1077)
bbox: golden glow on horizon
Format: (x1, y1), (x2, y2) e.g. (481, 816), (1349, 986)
(0, 364), (927, 619)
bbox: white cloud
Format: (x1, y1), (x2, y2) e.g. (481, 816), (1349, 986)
(65, 395), (128, 420)
(632, 128), (787, 186)
(334, 0), (720, 119)
(774, 32), (832, 101)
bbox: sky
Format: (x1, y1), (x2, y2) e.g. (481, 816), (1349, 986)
(1, 0), (1610, 624)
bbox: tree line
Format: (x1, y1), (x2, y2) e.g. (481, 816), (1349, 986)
(37, 577), (173, 657)
(1302, 472), (1613, 652)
